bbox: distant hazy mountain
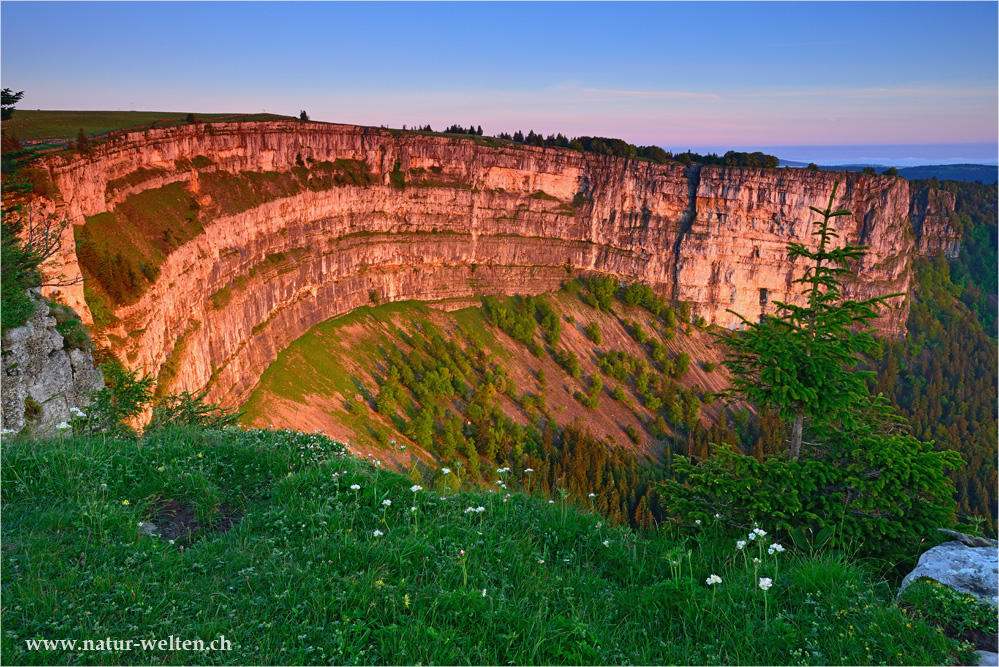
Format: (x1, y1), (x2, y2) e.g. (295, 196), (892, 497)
(896, 164), (997, 183)
(778, 160), (997, 183)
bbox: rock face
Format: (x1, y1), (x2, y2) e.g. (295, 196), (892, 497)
(910, 188), (962, 258)
(978, 651), (999, 666)
(1, 291), (104, 435)
(30, 121), (959, 407)
(899, 541), (999, 608)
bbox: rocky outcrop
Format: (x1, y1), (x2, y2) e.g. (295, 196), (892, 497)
(682, 167), (913, 329)
(977, 650), (999, 666)
(1, 291), (104, 435)
(899, 541), (999, 608)
(29, 121), (956, 407)
(910, 188), (962, 258)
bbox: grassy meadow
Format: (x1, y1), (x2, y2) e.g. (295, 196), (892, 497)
(3, 111), (296, 143)
(1, 425), (978, 666)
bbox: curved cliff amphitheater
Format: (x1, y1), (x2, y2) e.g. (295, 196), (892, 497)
(38, 121), (947, 406)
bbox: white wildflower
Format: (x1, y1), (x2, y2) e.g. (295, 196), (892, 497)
(736, 540), (747, 550)
(56, 422), (71, 430)
(373, 529), (383, 537)
(603, 540), (610, 547)
(706, 574), (722, 586)
(382, 499), (391, 507)
(759, 577), (773, 591)
(410, 485), (423, 493)
(441, 468), (451, 475)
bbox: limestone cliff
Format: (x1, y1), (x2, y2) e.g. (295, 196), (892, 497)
(29, 121), (954, 408)
(910, 188), (962, 258)
(1, 291), (104, 435)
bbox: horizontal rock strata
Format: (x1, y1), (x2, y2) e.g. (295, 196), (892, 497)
(32, 122), (958, 406)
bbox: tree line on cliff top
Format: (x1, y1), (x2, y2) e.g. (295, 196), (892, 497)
(495, 129), (780, 168)
(412, 120), (779, 168)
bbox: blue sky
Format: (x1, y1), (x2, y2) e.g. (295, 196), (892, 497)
(2, 2), (996, 158)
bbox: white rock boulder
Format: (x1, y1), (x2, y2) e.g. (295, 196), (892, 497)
(899, 541), (999, 608)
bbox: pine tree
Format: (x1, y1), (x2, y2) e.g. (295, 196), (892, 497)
(76, 128), (90, 154)
(719, 182), (894, 460)
(1, 88), (24, 121)
(633, 495), (653, 530)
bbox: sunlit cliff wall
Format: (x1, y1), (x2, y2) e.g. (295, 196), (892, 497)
(34, 121), (955, 406)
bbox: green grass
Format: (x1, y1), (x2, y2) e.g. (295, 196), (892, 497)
(1, 427), (973, 665)
(898, 578), (997, 648)
(76, 181), (203, 305)
(529, 190), (560, 201)
(239, 301), (507, 435)
(3, 111), (296, 143)
(241, 301), (438, 417)
(106, 166), (171, 194)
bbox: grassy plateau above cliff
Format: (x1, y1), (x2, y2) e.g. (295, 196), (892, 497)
(3, 111), (296, 143)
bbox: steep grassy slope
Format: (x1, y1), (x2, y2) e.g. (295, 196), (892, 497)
(0, 426), (974, 666)
(240, 285), (732, 469)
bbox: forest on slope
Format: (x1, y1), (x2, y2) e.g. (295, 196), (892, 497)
(240, 280), (741, 529)
(874, 179), (997, 528)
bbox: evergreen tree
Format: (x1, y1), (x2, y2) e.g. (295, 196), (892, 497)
(1, 88), (24, 121)
(719, 182), (893, 459)
(633, 495), (653, 530)
(76, 128), (90, 154)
